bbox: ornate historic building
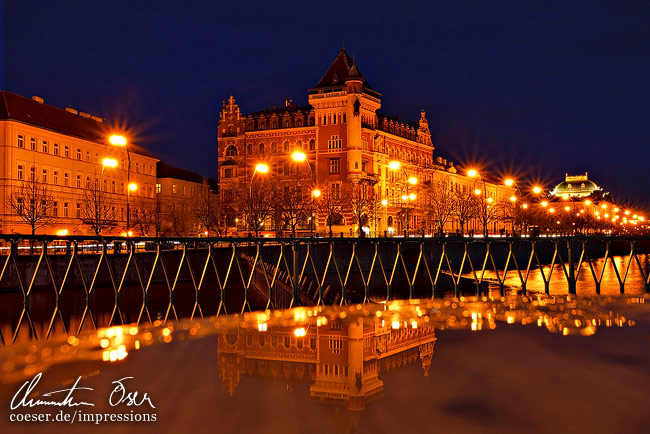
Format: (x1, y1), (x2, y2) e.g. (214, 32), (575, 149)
(551, 173), (602, 198)
(217, 48), (515, 235)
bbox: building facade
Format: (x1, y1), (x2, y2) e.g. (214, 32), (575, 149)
(0, 91), (158, 235)
(217, 48), (515, 236)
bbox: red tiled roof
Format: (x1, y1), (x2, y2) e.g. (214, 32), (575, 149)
(0, 91), (155, 158)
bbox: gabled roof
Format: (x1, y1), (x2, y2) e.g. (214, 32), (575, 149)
(310, 48), (377, 94)
(0, 91), (155, 158)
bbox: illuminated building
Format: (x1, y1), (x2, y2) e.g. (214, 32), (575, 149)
(217, 48), (515, 235)
(551, 173), (602, 198)
(217, 318), (436, 411)
(0, 91), (157, 234)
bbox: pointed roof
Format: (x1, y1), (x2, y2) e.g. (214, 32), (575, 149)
(310, 48), (377, 94)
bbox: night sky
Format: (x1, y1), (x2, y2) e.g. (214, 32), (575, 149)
(4, 1), (649, 205)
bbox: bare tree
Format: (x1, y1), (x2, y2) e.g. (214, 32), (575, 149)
(317, 183), (345, 237)
(475, 196), (507, 237)
(81, 180), (117, 235)
(277, 181), (313, 237)
(193, 183), (221, 236)
(9, 176), (56, 235)
(343, 182), (378, 237)
(131, 202), (161, 236)
(422, 178), (454, 236)
(231, 178), (277, 237)
(451, 189), (478, 235)
(161, 197), (193, 236)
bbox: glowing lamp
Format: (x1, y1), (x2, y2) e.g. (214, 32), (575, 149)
(564, 206), (570, 211)
(381, 199), (388, 206)
(522, 203), (528, 209)
(585, 200), (592, 206)
(549, 208), (555, 213)
(409, 193), (416, 200)
(254, 163), (269, 174)
(291, 151), (307, 162)
(504, 178), (514, 187)
(401, 195), (408, 201)
(102, 158), (118, 168)
(56, 229), (69, 236)
(474, 189), (481, 195)
(408, 176), (418, 185)
(562, 194), (569, 200)
(128, 183), (138, 192)
(509, 196), (517, 202)
(312, 189), (321, 198)
(487, 197), (494, 203)
(533, 186), (542, 194)
(467, 169), (478, 178)
(541, 201), (548, 207)
(388, 161), (401, 170)
(108, 135), (127, 146)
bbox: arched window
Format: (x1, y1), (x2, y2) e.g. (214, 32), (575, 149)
(309, 139), (315, 151)
(271, 142), (277, 153)
(258, 143), (264, 154)
(225, 145), (237, 156)
(308, 117), (315, 126)
(296, 140), (302, 150)
(246, 144), (252, 154)
(247, 123), (254, 131)
(283, 141), (290, 152)
(259, 122), (265, 130)
(228, 124), (234, 134)
(296, 118), (303, 127)
(271, 121), (278, 129)
(283, 120), (290, 128)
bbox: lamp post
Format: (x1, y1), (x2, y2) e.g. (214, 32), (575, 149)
(388, 160), (418, 236)
(108, 135), (135, 234)
(467, 169), (487, 236)
(291, 151), (320, 236)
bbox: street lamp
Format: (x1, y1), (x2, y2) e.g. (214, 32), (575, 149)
(108, 134), (133, 232)
(290, 151), (318, 235)
(389, 160), (418, 235)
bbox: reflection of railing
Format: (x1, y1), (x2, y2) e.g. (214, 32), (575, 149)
(1, 234), (649, 344)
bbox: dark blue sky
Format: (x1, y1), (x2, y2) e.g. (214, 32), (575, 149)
(4, 1), (649, 204)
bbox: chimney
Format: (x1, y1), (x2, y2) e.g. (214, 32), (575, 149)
(32, 96), (44, 104)
(65, 107), (78, 114)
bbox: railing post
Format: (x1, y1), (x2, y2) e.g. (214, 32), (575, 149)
(292, 240), (300, 307)
(567, 238), (576, 294)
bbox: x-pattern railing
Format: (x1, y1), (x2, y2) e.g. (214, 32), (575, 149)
(1, 234), (649, 344)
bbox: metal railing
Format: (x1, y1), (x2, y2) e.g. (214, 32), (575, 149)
(1, 234), (649, 344)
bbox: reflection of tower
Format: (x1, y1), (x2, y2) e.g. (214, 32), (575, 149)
(218, 332), (244, 396)
(419, 341), (435, 378)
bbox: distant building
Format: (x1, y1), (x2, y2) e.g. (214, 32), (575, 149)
(0, 91), (158, 235)
(217, 48), (515, 236)
(551, 173), (602, 199)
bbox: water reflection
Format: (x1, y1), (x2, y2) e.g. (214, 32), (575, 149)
(218, 316), (436, 410)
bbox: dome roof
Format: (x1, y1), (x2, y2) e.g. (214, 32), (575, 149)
(551, 173), (600, 198)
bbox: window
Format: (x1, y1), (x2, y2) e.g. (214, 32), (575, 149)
(172, 184), (177, 194)
(76, 203), (81, 218)
(329, 337), (342, 354)
(76, 175), (81, 188)
(283, 141), (289, 152)
(136, 163), (139, 173)
(17, 135), (24, 148)
(85, 151), (90, 162)
(103, 179), (107, 191)
(86, 176), (91, 188)
(328, 135), (342, 149)
(64, 173), (70, 186)
(64, 145), (69, 158)
(42, 169), (48, 183)
(53, 143), (59, 155)
(30, 138), (36, 150)
(343, 113), (346, 123)
(309, 139), (315, 151)
(63, 202), (69, 217)
(283, 120), (290, 128)
(333, 114), (337, 125)
(76, 148), (81, 160)
(42, 141), (48, 153)
(226, 145), (237, 157)
(53, 171), (59, 185)
(53, 202), (58, 217)
(30, 166), (36, 180)
(182, 185), (186, 196)
(331, 183), (341, 199)
(112, 181), (116, 193)
(224, 168), (233, 178)
(155, 183), (161, 193)
(329, 158), (340, 174)
(322, 115), (327, 126)
(16, 198), (24, 213)
(17, 165), (24, 180)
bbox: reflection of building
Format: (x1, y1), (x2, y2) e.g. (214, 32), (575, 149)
(0, 91), (158, 234)
(217, 318), (436, 411)
(551, 173), (602, 198)
(217, 48), (514, 235)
